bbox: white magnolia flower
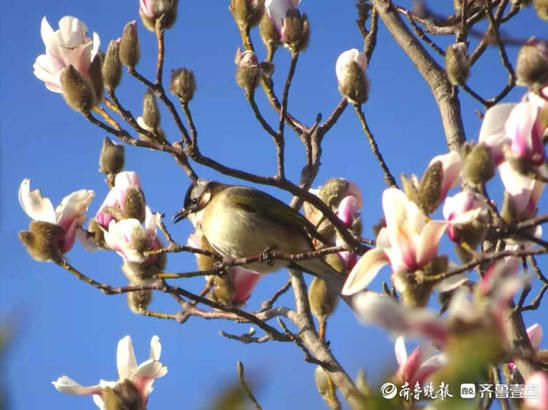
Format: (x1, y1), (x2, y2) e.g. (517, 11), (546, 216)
(18, 178), (94, 253)
(33, 16), (100, 93)
(52, 335), (167, 409)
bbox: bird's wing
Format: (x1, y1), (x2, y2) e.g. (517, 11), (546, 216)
(228, 186), (328, 244)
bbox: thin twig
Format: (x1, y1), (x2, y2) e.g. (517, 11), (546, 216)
(353, 104), (397, 187)
(260, 280), (292, 312)
(237, 361), (263, 410)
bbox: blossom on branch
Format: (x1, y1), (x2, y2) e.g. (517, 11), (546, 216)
(52, 335), (167, 410)
(335, 49), (368, 104)
(342, 188), (446, 298)
(33, 16), (100, 94)
(393, 336), (445, 386)
(18, 179), (94, 261)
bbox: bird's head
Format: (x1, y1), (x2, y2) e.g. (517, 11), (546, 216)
(173, 179), (225, 223)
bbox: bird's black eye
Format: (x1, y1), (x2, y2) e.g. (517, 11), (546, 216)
(191, 198), (198, 205)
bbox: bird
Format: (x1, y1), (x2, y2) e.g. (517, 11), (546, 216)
(173, 179), (346, 293)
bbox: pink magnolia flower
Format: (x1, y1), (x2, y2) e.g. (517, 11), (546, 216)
(524, 371), (548, 410)
(505, 98), (546, 166)
(264, 0), (301, 34)
(428, 151), (463, 204)
(442, 191), (488, 242)
(33, 16), (100, 93)
(479, 103), (517, 165)
(52, 335), (167, 410)
(96, 171), (143, 229)
(499, 161), (545, 221)
(18, 178), (94, 253)
(334, 181), (363, 271)
(103, 207), (163, 264)
(393, 336), (445, 386)
(342, 188), (446, 295)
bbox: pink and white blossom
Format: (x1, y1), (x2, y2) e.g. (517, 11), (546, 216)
(393, 336), (445, 386)
(103, 207), (162, 264)
(478, 103), (516, 165)
(342, 188), (446, 295)
(443, 191), (488, 242)
(505, 99), (546, 166)
(264, 0), (301, 34)
(33, 16), (100, 93)
(18, 179), (94, 253)
(334, 181), (363, 271)
(96, 171), (142, 229)
(52, 335), (167, 410)
(499, 161), (545, 221)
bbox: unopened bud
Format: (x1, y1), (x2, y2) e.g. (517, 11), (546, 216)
(119, 21), (140, 68)
(102, 379), (143, 410)
(19, 221), (64, 263)
(516, 39), (548, 87)
(463, 143), (495, 186)
(99, 137), (125, 176)
(314, 366), (330, 396)
(308, 277), (339, 321)
(102, 40), (122, 91)
(230, 0), (265, 29)
(445, 42), (470, 86)
(235, 49), (261, 96)
(127, 288), (153, 313)
(350, 214), (363, 237)
(423, 255), (449, 278)
(325, 253), (345, 274)
(169, 68), (196, 103)
(122, 187), (147, 223)
(60, 65), (96, 113)
(418, 161), (443, 214)
(318, 178), (350, 208)
(281, 10), (309, 52)
(142, 89), (161, 129)
(140, 0), (179, 32)
(534, 0), (548, 20)
(336, 49), (369, 105)
(393, 271), (434, 308)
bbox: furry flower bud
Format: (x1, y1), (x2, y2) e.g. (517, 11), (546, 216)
(308, 277), (339, 321)
(102, 379), (143, 410)
(19, 221), (65, 263)
(445, 42), (470, 86)
(60, 65), (96, 113)
(281, 9), (309, 52)
(102, 40), (122, 91)
(235, 48), (261, 96)
(139, 0), (179, 31)
(336, 49), (369, 104)
(230, 0), (265, 29)
(127, 287), (153, 313)
(99, 137), (125, 176)
(463, 143), (495, 186)
(169, 68), (196, 103)
(119, 21), (140, 68)
(142, 89), (161, 130)
(516, 39), (548, 87)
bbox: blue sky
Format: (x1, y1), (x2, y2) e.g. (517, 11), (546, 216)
(1, 1), (546, 409)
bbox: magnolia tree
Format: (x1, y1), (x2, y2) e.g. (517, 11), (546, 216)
(14, 0), (548, 409)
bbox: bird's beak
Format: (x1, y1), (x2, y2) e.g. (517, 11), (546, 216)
(172, 208), (190, 223)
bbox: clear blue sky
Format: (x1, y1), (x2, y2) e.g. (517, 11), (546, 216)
(1, 1), (546, 409)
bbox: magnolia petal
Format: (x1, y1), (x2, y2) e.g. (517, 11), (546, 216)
(416, 220), (446, 267)
(117, 335), (138, 381)
(415, 353), (446, 385)
(55, 189), (95, 229)
(394, 336), (407, 367)
(524, 371), (548, 410)
(341, 248), (389, 295)
(40, 17), (55, 46)
(144, 207), (159, 234)
(231, 267), (262, 305)
(104, 219), (147, 263)
(352, 292), (448, 345)
(92, 394), (106, 409)
(506, 102), (541, 161)
(18, 179), (56, 223)
(527, 323), (543, 351)
(479, 103), (516, 142)
(149, 335), (162, 361)
(76, 227), (98, 251)
(52, 376), (103, 396)
(133, 359), (168, 382)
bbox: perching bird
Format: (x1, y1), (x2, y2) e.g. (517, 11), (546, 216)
(173, 179), (346, 292)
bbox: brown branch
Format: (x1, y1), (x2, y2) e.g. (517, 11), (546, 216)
(237, 361), (263, 410)
(370, 0), (466, 151)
